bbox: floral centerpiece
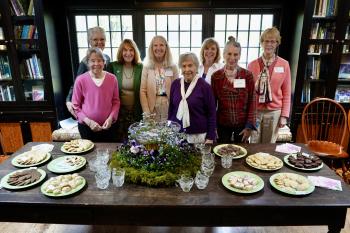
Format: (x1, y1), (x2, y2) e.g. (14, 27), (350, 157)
(110, 114), (201, 187)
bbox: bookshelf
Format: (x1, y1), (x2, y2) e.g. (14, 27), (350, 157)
(292, 0), (350, 145)
(0, 0), (63, 152)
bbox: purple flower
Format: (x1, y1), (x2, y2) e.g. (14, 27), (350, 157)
(130, 145), (140, 154)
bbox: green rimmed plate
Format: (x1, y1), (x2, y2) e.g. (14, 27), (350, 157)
(11, 152), (51, 168)
(283, 154), (323, 171)
(0, 168), (46, 190)
(60, 140), (94, 154)
(222, 171), (264, 194)
(269, 172), (315, 195)
(47, 156), (86, 174)
(213, 144), (248, 159)
(41, 175), (86, 197)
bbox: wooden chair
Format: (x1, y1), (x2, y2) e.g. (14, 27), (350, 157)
(302, 98), (350, 183)
(0, 129), (9, 164)
(302, 98), (348, 159)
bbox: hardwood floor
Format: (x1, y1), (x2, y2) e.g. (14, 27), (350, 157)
(1, 210), (350, 233)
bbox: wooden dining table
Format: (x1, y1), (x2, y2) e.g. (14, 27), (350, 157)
(0, 142), (349, 233)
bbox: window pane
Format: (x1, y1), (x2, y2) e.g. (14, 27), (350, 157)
(145, 15), (155, 31)
(79, 48), (88, 62)
(77, 32), (88, 47)
(145, 31), (156, 47)
(123, 31), (133, 39)
(262, 14), (273, 30)
(192, 15), (202, 30)
(226, 31), (237, 41)
(180, 32), (190, 47)
(75, 16), (86, 31)
(122, 15), (133, 31)
(110, 15), (121, 31)
(250, 15), (261, 30)
(172, 49), (179, 64)
(112, 32), (121, 47)
(249, 31), (260, 47)
(214, 31), (226, 47)
(247, 48), (259, 63)
(238, 31), (248, 47)
(215, 15), (226, 30)
(157, 31), (167, 40)
(87, 15), (98, 28)
(180, 15), (191, 30)
(103, 32), (110, 47)
(111, 47), (118, 61)
(191, 47), (201, 57)
(169, 31), (179, 47)
(238, 15), (249, 30)
(103, 48), (112, 60)
(157, 15), (167, 31)
(168, 15), (179, 31)
(226, 15), (237, 30)
(180, 47), (190, 54)
(240, 47), (248, 64)
(99, 15), (109, 31)
(191, 32), (202, 47)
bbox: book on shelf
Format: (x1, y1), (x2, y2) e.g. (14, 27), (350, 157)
(27, 0), (34, 16)
(32, 85), (44, 101)
(313, 0), (338, 17)
(9, 0), (25, 16)
(0, 56), (12, 80)
(0, 27), (4, 40)
(0, 85), (15, 101)
(335, 86), (350, 103)
(20, 55), (43, 79)
(338, 63), (350, 79)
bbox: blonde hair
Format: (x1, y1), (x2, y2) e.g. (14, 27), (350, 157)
(178, 52), (199, 70)
(144, 35), (175, 68)
(200, 38), (221, 64)
(223, 36), (241, 55)
(260, 27), (281, 45)
(116, 39), (141, 65)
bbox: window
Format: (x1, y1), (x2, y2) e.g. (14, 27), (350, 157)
(215, 14), (273, 67)
(144, 14), (202, 62)
(75, 15), (133, 62)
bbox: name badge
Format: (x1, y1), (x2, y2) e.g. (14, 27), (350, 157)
(274, 66), (284, 73)
(165, 69), (173, 76)
(234, 79), (246, 88)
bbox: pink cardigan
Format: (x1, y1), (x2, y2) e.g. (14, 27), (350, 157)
(72, 72), (120, 126)
(247, 56), (291, 118)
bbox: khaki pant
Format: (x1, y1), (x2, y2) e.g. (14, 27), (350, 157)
(251, 109), (281, 143)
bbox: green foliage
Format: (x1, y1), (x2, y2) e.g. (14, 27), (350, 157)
(110, 143), (201, 187)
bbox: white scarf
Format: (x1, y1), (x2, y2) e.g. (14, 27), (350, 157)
(176, 75), (199, 128)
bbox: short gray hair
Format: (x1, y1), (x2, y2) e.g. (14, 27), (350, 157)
(178, 52), (199, 70)
(87, 26), (106, 43)
(86, 47), (106, 62)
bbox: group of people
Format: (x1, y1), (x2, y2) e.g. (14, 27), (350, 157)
(67, 26), (291, 145)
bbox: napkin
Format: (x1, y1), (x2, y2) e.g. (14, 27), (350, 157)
(275, 143), (301, 154)
(308, 176), (342, 191)
(31, 144), (54, 154)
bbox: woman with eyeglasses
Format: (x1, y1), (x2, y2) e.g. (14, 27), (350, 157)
(247, 27), (291, 143)
(66, 26), (111, 118)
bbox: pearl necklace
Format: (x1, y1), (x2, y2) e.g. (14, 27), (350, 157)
(123, 66), (134, 79)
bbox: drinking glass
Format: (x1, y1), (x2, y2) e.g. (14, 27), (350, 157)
(221, 155), (233, 168)
(112, 168), (125, 187)
(95, 169), (111, 189)
(195, 171), (209, 189)
(177, 175), (194, 192)
(96, 148), (110, 164)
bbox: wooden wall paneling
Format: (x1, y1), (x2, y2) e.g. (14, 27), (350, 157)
(30, 122), (52, 142)
(0, 123), (24, 153)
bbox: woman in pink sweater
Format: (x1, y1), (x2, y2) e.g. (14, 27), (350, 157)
(247, 27), (291, 143)
(73, 47), (120, 142)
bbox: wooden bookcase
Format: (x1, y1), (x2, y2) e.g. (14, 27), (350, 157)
(0, 0), (63, 152)
(291, 0), (350, 149)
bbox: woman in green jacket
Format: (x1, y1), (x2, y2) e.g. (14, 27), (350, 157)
(107, 39), (143, 142)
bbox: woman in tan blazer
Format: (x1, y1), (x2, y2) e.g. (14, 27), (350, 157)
(140, 35), (179, 122)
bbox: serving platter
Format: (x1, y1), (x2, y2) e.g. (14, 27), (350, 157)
(222, 171), (264, 194)
(213, 144), (248, 159)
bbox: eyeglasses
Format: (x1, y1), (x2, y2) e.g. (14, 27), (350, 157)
(263, 40), (278, 44)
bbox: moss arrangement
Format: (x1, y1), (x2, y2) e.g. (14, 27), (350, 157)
(110, 139), (201, 187)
